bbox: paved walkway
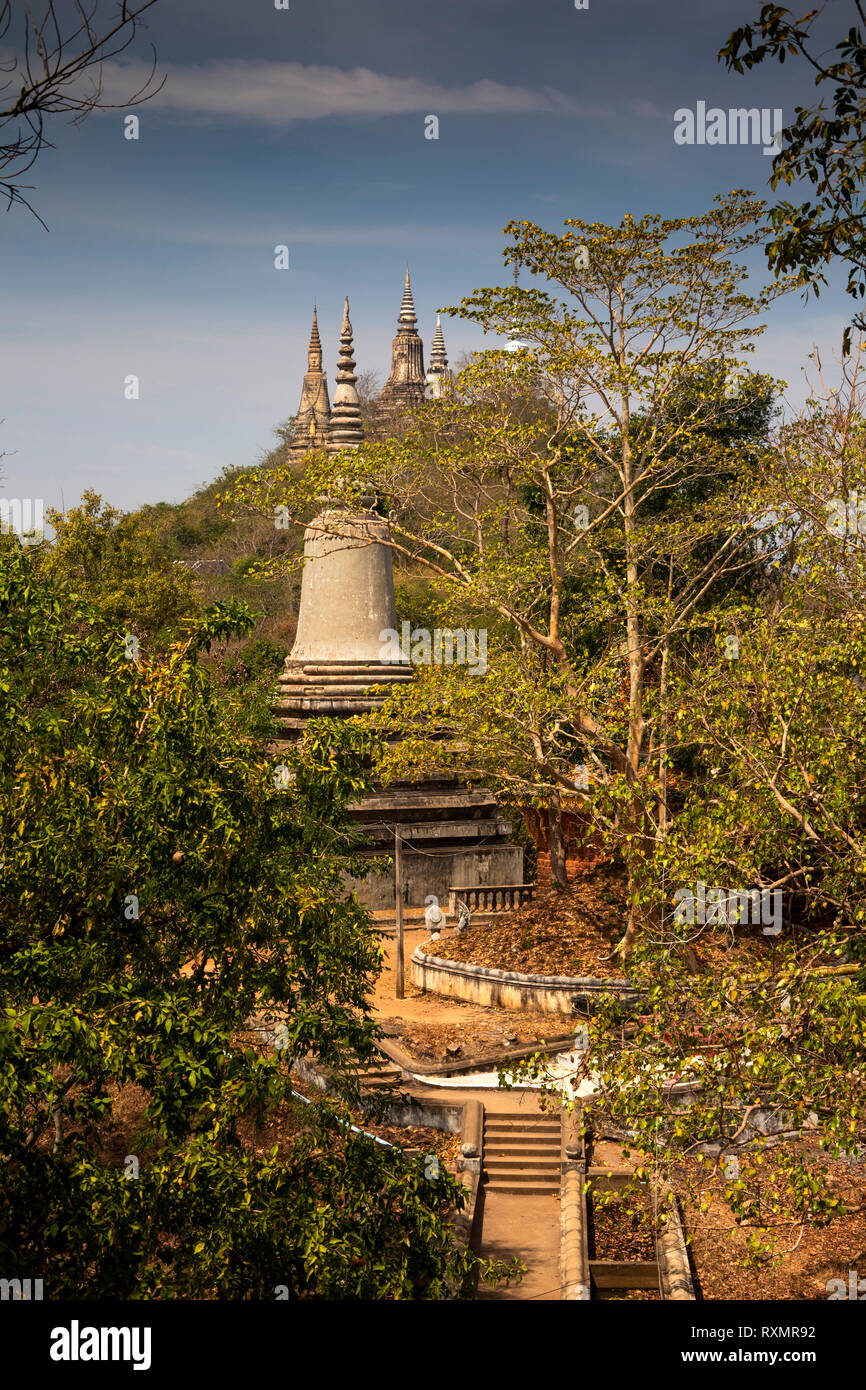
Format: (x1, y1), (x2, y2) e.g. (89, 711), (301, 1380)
(370, 932), (565, 1300)
(475, 1191), (562, 1300)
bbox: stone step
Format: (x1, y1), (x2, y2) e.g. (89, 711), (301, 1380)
(483, 1112), (558, 1123)
(485, 1135), (561, 1144)
(359, 1071), (402, 1089)
(485, 1136), (561, 1144)
(484, 1123), (561, 1135)
(485, 1143), (561, 1159)
(484, 1174), (560, 1194)
(484, 1121), (561, 1135)
(485, 1113), (561, 1124)
(485, 1157), (561, 1172)
(486, 1130), (561, 1142)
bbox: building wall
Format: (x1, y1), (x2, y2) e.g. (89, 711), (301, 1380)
(345, 844), (523, 911)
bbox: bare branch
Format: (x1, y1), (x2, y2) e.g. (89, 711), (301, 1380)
(0, 0), (164, 221)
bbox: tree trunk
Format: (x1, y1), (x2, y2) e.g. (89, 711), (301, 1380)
(658, 629), (671, 841)
(547, 792), (568, 890)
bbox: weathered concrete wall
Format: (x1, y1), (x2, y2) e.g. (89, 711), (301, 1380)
(348, 844), (523, 910)
(560, 1167), (590, 1300)
(410, 947), (640, 1016)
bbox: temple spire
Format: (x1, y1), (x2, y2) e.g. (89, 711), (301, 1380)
(308, 304), (322, 369)
(327, 297), (365, 454)
(425, 312), (452, 398)
(379, 266), (426, 411)
(505, 260), (532, 357)
(398, 266), (417, 328)
(430, 312), (447, 367)
(289, 305), (331, 459)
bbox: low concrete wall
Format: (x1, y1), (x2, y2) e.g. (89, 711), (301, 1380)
(656, 1189), (696, 1301)
(560, 1106), (590, 1300)
(560, 1166), (590, 1300)
(377, 1095), (481, 1176)
(411, 947), (640, 1017)
(376, 1030), (580, 1078)
(453, 1168), (481, 1258)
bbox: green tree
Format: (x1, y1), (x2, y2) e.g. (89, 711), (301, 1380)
(39, 490), (198, 647)
(511, 360), (866, 1264)
(226, 192), (785, 947)
(720, 1), (866, 351)
(0, 539), (506, 1297)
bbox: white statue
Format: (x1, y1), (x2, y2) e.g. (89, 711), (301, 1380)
(424, 895), (446, 933)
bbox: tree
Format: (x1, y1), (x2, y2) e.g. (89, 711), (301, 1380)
(720, 1), (866, 352)
(510, 358), (866, 1264)
(38, 489), (198, 648)
(0, 538), (509, 1297)
(653, 345), (866, 934)
(1, 0), (162, 220)
(226, 191), (786, 945)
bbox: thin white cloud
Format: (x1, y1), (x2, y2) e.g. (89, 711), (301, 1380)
(630, 98), (665, 119)
(97, 58), (586, 123)
(18, 185), (500, 250)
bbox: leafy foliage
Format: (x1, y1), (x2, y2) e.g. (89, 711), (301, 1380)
(720, 1), (866, 351)
(0, 539), (502, 1297)
(38, 490), (198, 647)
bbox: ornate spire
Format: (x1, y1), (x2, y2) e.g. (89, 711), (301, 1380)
(505, 260), (532, 357)
(398, 266), (417, 328)
(308, 304), (322, 370)
(379, 266), (426, 411)
(426, 313), (452, 398)
(289, 305), (331, 459)
(327, 297), (365, 454)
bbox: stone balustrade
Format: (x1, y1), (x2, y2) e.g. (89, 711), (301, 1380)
(447, 883), (536, 914)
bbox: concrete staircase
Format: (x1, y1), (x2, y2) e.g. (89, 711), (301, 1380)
(358, 1062), (403, 1092)
(483, 1111), (562, 1195)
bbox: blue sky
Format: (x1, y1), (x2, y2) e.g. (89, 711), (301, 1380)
(0, 0), (856, 515)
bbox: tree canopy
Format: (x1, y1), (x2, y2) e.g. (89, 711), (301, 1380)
(721, 1), (866, 351)
(0, 536), (505, 1297)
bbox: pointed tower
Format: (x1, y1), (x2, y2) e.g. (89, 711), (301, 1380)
(289, 307), (331, 460)
(379, 267), (427, 412)
(505, 262), (533, 358)
(327, 297), (365, 455)
(425, 313), (452, 398)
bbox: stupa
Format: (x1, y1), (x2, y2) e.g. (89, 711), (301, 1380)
(288, 306), (331, 459)
(425, 313), (452, 399)
(273, 299), (522, 907)
(378, 267), (427, 412)
(327, 297), (365, 455)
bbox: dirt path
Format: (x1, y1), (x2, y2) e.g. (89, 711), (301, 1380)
(370, 926), (562, 1040)
(370, 925), (498, 1026)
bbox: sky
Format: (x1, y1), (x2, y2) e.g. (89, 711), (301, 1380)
(0, 0), (858, 518)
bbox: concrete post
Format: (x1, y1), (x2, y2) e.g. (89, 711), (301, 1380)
(394, 829), (404, 999)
